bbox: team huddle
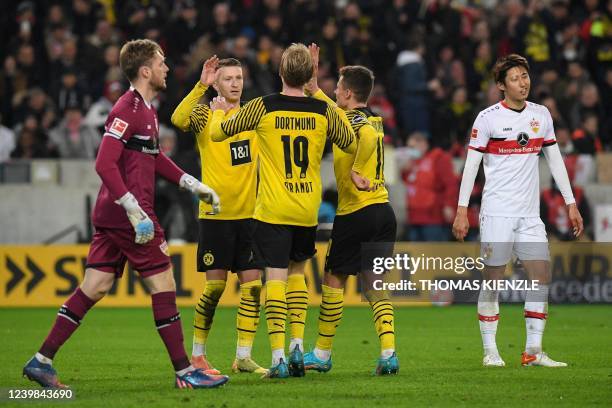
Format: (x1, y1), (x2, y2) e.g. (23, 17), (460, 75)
(21, 39), (582, 389)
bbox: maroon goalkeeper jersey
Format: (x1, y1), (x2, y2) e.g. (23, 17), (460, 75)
(92, 88), (161, 229)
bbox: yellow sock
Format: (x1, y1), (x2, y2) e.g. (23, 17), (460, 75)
(370, 299), (395, 352)
(236, 279), (262, 348)
(193, 280), (226, 350)
(265, 280), (287, 353)
(315, 285), (344, 351)
(287, 274), (308, 345)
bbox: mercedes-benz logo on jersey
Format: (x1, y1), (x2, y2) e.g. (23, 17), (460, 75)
(517, 132), (529, 146)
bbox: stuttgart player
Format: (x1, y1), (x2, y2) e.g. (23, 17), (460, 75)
(453, 54), (583, 368)
(23, 39), (228, 389)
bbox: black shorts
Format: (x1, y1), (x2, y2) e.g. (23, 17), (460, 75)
(197, 218), (264, 272)
(325, 203), (397, 275)
(253, 220), (317, 268)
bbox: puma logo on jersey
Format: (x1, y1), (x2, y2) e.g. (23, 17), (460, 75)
(273, 322), (284, 328)
(382, 319), (393, 326)
(290, 313), (302, 318)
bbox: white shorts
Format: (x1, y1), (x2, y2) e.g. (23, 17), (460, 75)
(479, 215), (550, 266)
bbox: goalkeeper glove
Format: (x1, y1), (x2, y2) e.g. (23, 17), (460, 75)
(180, 174), (221, 214)
(116, 192), (154, 244)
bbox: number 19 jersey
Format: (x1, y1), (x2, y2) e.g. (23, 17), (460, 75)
(216, 93), (355, 226)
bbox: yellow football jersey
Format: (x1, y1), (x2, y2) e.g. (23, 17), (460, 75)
(209, 93), (355, 226)
(171, 81), (258, 220)
(312, 90), (389, 215)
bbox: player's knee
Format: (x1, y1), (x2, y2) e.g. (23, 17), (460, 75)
(207, 281), (226, 299)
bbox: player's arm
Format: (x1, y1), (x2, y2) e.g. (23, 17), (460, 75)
(325, 104), (356, 154)
(543, 144), (583, 237)
(453, 149), (483, 241)
(171, 56), (218, 133)
(95, 127), (154, 244)
(452, 113), (490, 241)
(155, 153), (220, 214)
(350, 123), (378, 191)
(541, 107), (582, 237)
(209, 97), (265, 142)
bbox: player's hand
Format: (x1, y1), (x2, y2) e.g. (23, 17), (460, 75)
(304, 43), (320, 95)
(116, 192), (154, 244)
(452, 207), (470, 242)
(180, 174), (221, 214)
(200, 55), (219, 86)
(567, 203), (584, 237)
(210, 96), (232, 113)
(351, 170), (373, 191)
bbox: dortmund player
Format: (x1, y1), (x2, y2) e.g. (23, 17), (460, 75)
(171, 57), (266, 375)
(303, 44), (399, 375)
(208, 43), (355, 378)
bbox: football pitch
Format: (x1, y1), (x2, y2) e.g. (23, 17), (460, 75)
(1, 305), (610, 407)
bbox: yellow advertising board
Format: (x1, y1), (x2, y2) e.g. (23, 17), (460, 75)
(1, 242), (610, 307)
(0, 244), (361, 307)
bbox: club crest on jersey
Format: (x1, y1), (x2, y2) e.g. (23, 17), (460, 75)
(203, 252), (214, 266)
(529, 118), (540, 133)
(517, 132), (529, 146)
(109, 118), (128, 137)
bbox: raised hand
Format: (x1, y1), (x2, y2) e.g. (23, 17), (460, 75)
(304, 43), (320, 95)
(210, 96), (233, 113)
(200, 55), (219, 86)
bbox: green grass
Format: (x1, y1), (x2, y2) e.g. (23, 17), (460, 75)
(0, 305), (610, 407)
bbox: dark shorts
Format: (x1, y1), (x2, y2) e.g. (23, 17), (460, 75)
(325, 203), (397, 275)
(253, 220), (317, 269)
(197, 218), (264, 272)
(86, 226), (171, 278)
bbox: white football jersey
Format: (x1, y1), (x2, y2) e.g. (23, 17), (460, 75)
(469, 101), (556, 217)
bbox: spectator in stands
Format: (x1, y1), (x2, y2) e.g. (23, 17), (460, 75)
(395, 36), (430, 138)
(14, 88), (56, 132)
(85, 80), (123, 135)
(49, 103), (100, 159)
(401, 132), (457, 241)
(11, 128), (52, 159)
(541, 178), (591, 241)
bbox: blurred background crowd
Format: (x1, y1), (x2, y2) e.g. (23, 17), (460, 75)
(0, 0), (610, 242)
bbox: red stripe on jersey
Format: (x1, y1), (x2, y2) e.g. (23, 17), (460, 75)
(468, 145), (486, 153)
(478, 314), (499, 322)
(485, 138), (543, 155)
(542, 139), (556, 147)
(524, 310), (547, 320)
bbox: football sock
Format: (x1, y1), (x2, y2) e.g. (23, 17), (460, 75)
(478, 289), (500, 355)
(39, 288), (97, 360)
(192, 279), (226, 356)
(236, 279), (262, 358)
(176, 365), (196, 376)
(370, 298), (395, 354)
(525, 285), (549, 355)
(287, 274), (308, 352)
(315, 285), (344, 353)
(265, 280), (287, 365)
(152, 291), (190, 371)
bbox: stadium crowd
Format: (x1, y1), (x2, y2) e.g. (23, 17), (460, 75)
(0, 0), (610, 241)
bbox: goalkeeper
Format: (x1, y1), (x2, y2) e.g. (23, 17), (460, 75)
(23, 39), (227, 389)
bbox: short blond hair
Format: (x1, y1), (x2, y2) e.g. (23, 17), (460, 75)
(279, 43), (313, 88)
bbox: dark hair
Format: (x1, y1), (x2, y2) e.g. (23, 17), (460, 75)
(216, 58), (241, 70)
(119, 39), (163, 82)
(339, 65), (375, 103)
(493, 54), (530, 84)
